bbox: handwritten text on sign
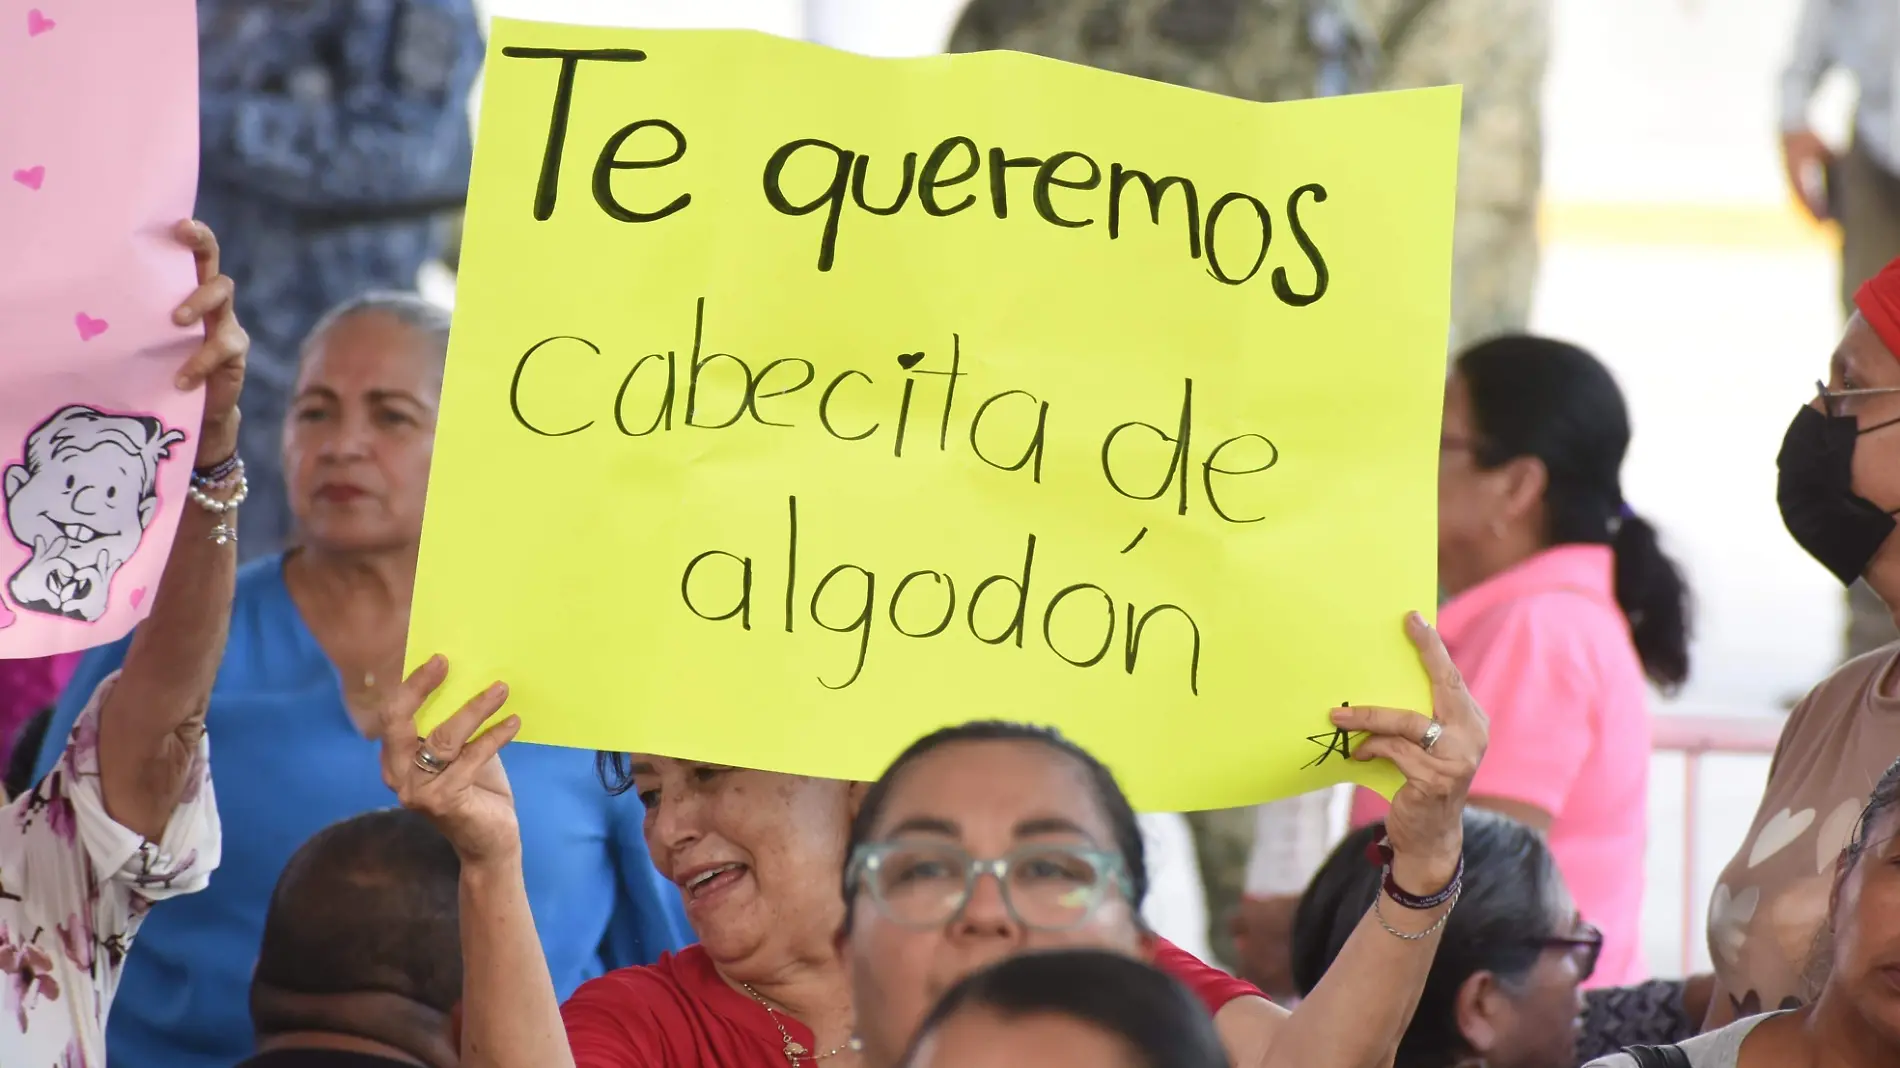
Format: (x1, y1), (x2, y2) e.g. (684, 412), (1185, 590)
(407, 23), (1459, 811)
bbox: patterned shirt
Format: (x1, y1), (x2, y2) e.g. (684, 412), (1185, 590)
(0, 674), (220, 1068)
(194, 0), (483, 560)
(1706, 643), (1900, 1019)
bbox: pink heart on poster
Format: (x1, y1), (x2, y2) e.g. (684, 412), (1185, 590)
(26, 9), (54, 36)
(129, 587), (146, 609)
(74, 313), (108, 340)
(12, 166), (44, 190)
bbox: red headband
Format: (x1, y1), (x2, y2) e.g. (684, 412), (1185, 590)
(1853, 254), (1900, 360)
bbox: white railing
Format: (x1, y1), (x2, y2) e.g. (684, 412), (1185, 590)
(1648, 713), (1785, 975)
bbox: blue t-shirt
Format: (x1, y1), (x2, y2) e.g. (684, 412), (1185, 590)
(33, 554), (693, 1068)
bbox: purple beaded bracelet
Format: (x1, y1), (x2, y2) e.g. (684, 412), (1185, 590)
(1367, 828), (1465, 910)
(192, 453), (242, 489)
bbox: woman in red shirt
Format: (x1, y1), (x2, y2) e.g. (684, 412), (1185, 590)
(379, 613), (1483, 1068)
(838, 614), (1482, 1068)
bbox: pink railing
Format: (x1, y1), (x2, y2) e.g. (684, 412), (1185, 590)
(1649, 713), (1786, 975)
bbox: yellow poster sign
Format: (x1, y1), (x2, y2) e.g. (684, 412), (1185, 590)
(409, 19), (1459, 811)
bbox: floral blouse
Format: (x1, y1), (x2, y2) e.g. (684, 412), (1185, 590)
(0, 673), (220, 1067)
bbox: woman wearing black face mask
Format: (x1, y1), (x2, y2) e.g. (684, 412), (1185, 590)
(1698, 255), (1900, 1032)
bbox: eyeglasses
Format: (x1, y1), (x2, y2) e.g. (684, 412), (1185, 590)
(1816, 380), (1900, 420)
(1535, 923), (1604, 983)
(845, 841), (1132, 932)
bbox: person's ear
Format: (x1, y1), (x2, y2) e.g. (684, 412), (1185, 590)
(1455, 970), (1506, 1058)
(1497, 455), (1550, 528)
(3, 465), (28, 500)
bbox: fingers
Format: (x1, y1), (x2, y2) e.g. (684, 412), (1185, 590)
(173, 279), (248, 392)
(385, 655), (450, 739)
(1331, 703), (1432, 746)
(419, 681), (510, 763)
(172, 273), (233, 328)
(174, 315), (251, 391)
(173, 218), (221, 283)
(1403, 612), (1475, 727)
(1349, 735), (1441, 786)
(429, 715), (521, 796)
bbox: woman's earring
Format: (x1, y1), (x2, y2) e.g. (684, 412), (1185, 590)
(848, 1035), (864, 1052)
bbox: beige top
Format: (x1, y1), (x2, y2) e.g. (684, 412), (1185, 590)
(1706, 642), (1900, 1017)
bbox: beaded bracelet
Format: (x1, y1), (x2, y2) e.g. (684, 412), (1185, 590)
(1366, 827), (1465, 910)
(193, 453), (242, 488)
(187, 456), (247, 546)
(1374, 880), (1461, 942)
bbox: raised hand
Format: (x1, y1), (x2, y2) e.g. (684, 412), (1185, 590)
(379, 655), (525, 867)
(1780, 130), (1834, 223)
(1330, 612), (1488, 891)
(168, 220), (248, 465)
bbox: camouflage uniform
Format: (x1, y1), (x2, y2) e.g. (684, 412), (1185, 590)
(949, 0), (1551, 965)
(196, 0), (483, 560)
(948, 0), (1550, 354)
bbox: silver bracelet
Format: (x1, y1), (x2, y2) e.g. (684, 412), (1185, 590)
(187, 473), (247, 546)
(1373, 880), (1461, 942)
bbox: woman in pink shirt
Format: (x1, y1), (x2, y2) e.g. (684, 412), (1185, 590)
(1353, 335), (1692, 991)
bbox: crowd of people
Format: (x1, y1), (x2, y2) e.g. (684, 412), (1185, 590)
(4, 4), (1900, 1068)
(3, 228), (1896, 1068)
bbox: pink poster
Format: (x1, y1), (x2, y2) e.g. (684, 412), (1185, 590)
(0, 2), (201, 658)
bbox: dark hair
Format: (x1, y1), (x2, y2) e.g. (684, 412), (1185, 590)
(3, 707), (53, 800)
(1291, 811), (1562, 1068)
(841, 721), (1148, 926)
(252, 809), (462, 1026)
(1800, 756), (1900, 994)
(598, 750), (638, 796)
(902, 949), (1226, 1068)
(1844, 756), (1900, 874)
(1456, 335), (1693, 691)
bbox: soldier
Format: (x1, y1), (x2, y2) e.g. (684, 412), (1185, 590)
(948, 0), (1552, 970)
(949, 0), (1550, 354)
(196, 0), (484, 561)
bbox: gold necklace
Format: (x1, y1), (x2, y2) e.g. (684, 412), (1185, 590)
(738, 983), (857, 1065)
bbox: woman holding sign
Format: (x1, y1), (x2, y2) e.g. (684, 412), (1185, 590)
(381, 611), (1485, 1068)
(0, 221), (248, 1065)
(31, 292), (690, 1068)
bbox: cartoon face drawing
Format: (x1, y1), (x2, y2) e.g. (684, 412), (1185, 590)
(3, 405), (185, 622)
